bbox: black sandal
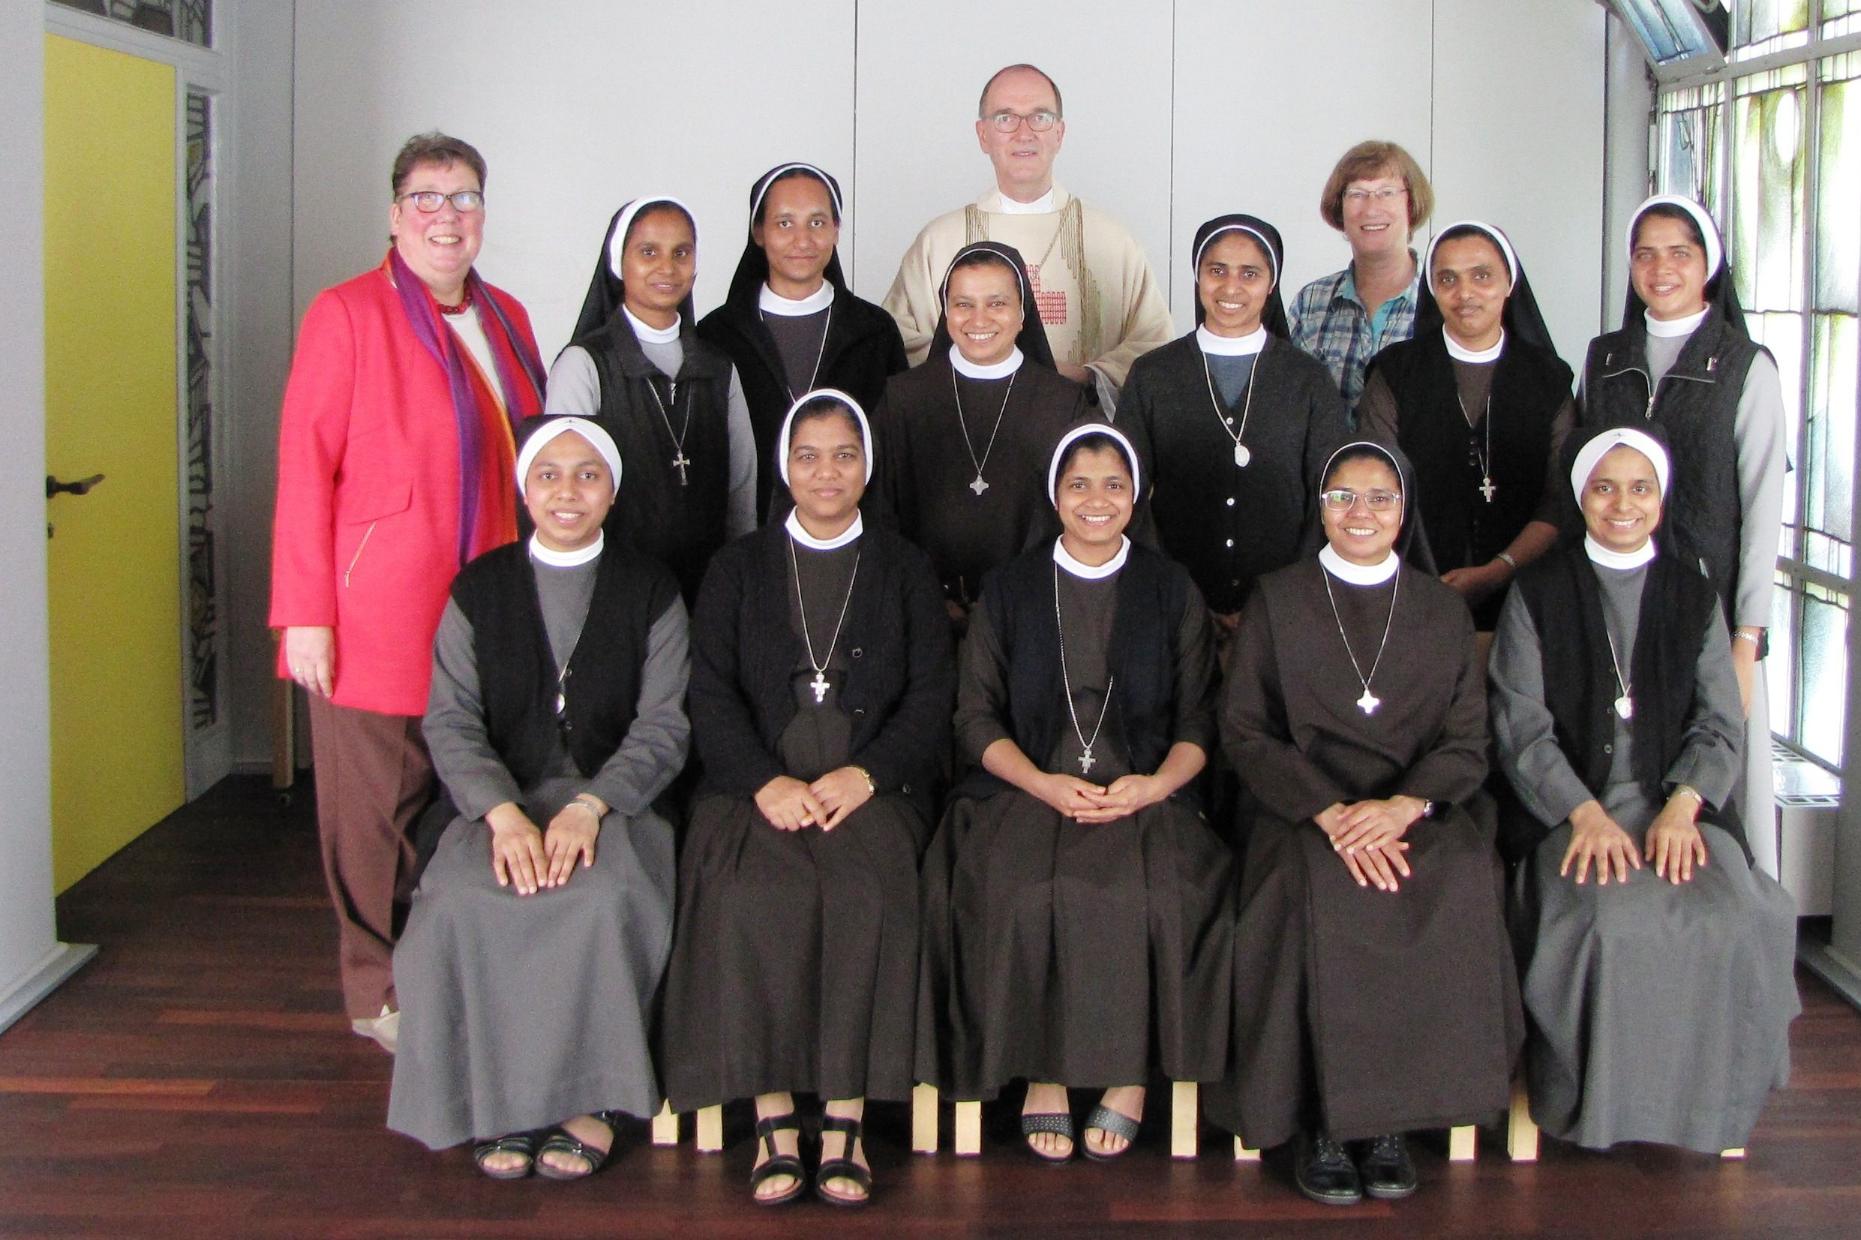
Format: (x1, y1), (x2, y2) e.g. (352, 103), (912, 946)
(814, 1113), (872, 1208)
(1082, 1103), (1142, 1162)
(1021, 1111), (1076, 1165)
(534, 1111), (619, 1181)
(472, 1131), (538, 1180)
(750, 1111), (808, 1207)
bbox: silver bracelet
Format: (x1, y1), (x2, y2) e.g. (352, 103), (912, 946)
(1495, 551), (1518, 571)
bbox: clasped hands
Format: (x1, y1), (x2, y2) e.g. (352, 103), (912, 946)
(1028, 771), (1167, 823)
(1316, 796), (1427, 892)
(755, 768), (874, 832)
(485, 797), (603, 895)
(1560, 792), (1707, 887)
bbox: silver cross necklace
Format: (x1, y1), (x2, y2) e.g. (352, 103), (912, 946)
(1456, 389), (1496, 503)
(950, 365), (1017, 496)
(1053, 562), (1116, 775)
(1320, 562), (1401, 715)
(644, 376), (693, 486)
(788, 535), (861, 705)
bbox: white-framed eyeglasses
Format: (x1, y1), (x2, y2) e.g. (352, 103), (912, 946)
(396, 189), (484, 213)
(986, 109), (1059, 133)
(1320, 487), (1402, 512)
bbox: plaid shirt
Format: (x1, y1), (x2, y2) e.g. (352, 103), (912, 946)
(1289, 257), (1421, 410)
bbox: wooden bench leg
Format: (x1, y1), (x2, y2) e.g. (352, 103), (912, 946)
(1721, 1147), (1746, 1160)
(954, 1100), (982, 1156)
(1170, 1082), (1198, 1159)
(1506, 1076), (1539, 1162)
(1233, 1135), (1260, 1160)
(1449, 1124), (1477, 1161)
(912, 1083), (939, 1154)
(650, 1101), (678, 1146)
(695, 1105), (723, 1153)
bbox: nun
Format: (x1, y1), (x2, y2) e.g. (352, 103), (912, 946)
(1358, 221), (1575, 633)
(662, 389), (953, 1207)
(1116, 213), (1350, 631)
(917, 422), (1233, 1163)
(387, 416), (690, 1181)
(871, 241), (1089, 621)
(1490, 426), (1799, 1154)
(1579, 195), (1788, 866)
(546, 196), (757, 602)
(1209, 440), (1521, 1206)
(696, 163), (907, 520)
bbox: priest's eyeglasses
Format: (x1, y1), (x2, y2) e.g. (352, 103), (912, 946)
(986, 109), (1059, 133)
(1320, 487), (1402, 512)
(396, 189), (485, 213)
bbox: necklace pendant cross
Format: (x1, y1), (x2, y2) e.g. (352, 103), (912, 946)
(969, 475), (990, 496)
(1078, 748), (1095, 775)
(810, 670), (830, 704)
(671, 451), (691, 486)
(1357, 688), (1382, 716)
(1479, 476), (1497, 503)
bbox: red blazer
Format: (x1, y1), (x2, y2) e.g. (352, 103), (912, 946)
(269, 266), (541, 716)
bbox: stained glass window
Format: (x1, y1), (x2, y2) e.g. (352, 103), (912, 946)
(184, 88), (217, 729)
(49, 0), (211, 49)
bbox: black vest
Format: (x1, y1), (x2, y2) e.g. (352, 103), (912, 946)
(1581, 305), (1763, 623)
(450, 541), (678, 791)
(1370, 332), (1570, 595)
(1513, 543), (1746, 861)
(571, 313), (736, 603)
(962, 542), (1190, 802)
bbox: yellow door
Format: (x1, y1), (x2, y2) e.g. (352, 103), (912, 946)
(43, 34), (183, 892)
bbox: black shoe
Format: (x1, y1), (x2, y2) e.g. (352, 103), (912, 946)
(1294, 1130), (1362, 1205)
(1357, 1132), (1418, 1199)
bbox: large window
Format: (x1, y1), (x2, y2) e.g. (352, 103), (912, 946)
(1655, 6), (1861, 771)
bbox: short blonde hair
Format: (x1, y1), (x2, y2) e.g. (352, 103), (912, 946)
(1318, 140), (1432, 235)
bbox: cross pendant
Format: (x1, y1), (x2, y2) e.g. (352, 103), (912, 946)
(810, 670), (830, 704)
(1078, 748), (1095, 775)
(1356, 688), (1381, 715)
(672, 451), (691, 486)
(1479, 476), (1497, 503)
(969, 475), (990, 496)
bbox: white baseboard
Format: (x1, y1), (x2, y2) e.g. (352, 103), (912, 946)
(0, 942), (98, 1037)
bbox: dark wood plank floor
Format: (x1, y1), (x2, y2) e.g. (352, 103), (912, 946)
(2, 776), (1857, 1239)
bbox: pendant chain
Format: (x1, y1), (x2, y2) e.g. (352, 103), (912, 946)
(761, 301), (834, 404)
(1319, 563), (1401, 715)
(1200, 347), (1258, 467)
(789, 536), (862, 705)
(950, 365), (1017, 496)
(1053, 563), (1116, 775)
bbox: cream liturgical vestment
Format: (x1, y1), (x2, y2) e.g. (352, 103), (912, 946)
(882, 184), (1174, 391)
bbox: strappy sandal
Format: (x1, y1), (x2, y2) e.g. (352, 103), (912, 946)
(534, 1111), (620, 1181)
(1020, 1110), (1076, 1165)
(814, 1113), (872, 1208)
(472, 1132), (537, 1180)
(1082, 1103), (1142, 1162)
(750, 1111), (808, 1207)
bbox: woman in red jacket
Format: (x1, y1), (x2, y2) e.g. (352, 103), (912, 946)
(269, 132), (546, 1051)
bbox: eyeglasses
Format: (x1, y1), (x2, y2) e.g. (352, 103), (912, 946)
(1342, 186), (1408, 206)
(1320, 488), (1402, 512)
(396, 189), (484, 213)
(986, 109), (1059, 133)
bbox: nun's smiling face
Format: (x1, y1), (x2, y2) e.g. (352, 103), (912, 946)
(1055, 444), (1134, 562)
(1631, 213), (1709, 321)
(1197, 231), (1275, 337)
(1319, 454), (1404, 566)
(620, 205), (696, 329)
(1430, 233), (1512, 351)
(786, 407), (866, 535)
(753, 174), (839, 300)
(523, 431), (615, 553)
(1580, 445), (1663, 555)
(945, 260), (1023, 366)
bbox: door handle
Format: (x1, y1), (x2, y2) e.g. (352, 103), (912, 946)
(46, 473), (105, 499)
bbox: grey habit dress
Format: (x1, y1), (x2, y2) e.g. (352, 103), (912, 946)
(916, 541), (1235, 1099)
(1208, 556), (1523, 1149)
(387, 547), (690, 1149)
(1490, 555), (1799, 1153)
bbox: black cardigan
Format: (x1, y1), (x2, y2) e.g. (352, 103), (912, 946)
(687, 522), (954, 819)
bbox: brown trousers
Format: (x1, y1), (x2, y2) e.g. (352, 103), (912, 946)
(307, 696), (433, 1018)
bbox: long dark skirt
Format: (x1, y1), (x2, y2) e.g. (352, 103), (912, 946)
(1206, 807), (1522, 1149)
(916, 788), (1235, 1100)
(661, 792), (928, 1107)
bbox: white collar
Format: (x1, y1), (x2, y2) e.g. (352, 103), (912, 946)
(949, 344), (1024, 380)
(1053, 535), (1130, 579)
(529, 532), (604, 568)
(759, 282), (834, 317)
(993, 187), (1057, 215)
(1444, 327), (1505, 364)
(624, 305), (681, 343)
(1319, 544), (1399, 585)
(1584, 534), (1657, 570)
(1196, 324), (1268, 357)
(785, 507), (863, 551)
(1645, 306), (1707, 338)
